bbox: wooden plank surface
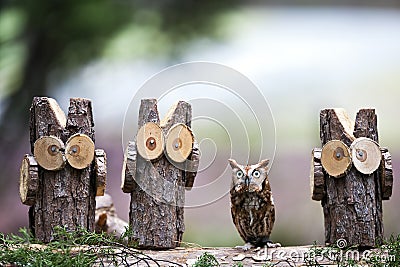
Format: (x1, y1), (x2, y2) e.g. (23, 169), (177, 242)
(97, 245), (384, 266)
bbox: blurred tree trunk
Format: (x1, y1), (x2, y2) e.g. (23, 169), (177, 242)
(0, 28), (55, 190)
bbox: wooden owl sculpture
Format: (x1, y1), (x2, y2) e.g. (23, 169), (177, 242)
(19, 97), (107, 242)
(229, 159), (279, 250)
(121, 99), (200, 249)
(311, 108), (393, 248)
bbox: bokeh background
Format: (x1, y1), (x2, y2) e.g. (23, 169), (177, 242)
(1, 1), (400, 247)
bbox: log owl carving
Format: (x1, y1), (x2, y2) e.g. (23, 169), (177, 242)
(229, 159), (280, 250)
(311, 108), (393, 248)
(19, 97), (106, 242)
(121, 99), (200, 249)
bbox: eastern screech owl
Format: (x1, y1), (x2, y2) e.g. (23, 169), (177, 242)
(229, 159), (280, 250)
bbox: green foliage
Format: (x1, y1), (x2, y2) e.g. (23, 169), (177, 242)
(0, 228), (98, 267)
(193, 252), (220, 267)
(233, 262), (243, 267)
(385, 234), (400, 267)
(0, 226), (181, 267)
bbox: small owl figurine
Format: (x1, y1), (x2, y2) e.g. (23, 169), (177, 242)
(228, 159), (280, 250)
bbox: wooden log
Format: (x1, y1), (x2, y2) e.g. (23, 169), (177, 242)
(165, 123), (194, 163)
(316, 108), (386, 248)
(310, 148), (325, 201)
(65, 133), (95, 169)
(25, 97), (104, 243)
(122, 99), (199, 249)
(95, 149), (107, 196)
(350, 137), (381, 175)
(19, 155), (39, 206)
(320, 140), (351, 178)
(184, 141), (200, 190)
(33, 136), (66, 171)
(136, 122), (164, 161)
(380, 147), (393, 200)
(121, 141), (137, 193)
(95, 193), (128, 239)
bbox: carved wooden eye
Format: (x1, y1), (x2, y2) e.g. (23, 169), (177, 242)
(33, 136), (66, 170)
(165, 123), (194, 163)
(65, 133), (95, 169)
(236, 171), (244, 179)
(253, 170), (261, 178)
(136, 122), (164, 161)
(321, 140), (351, 178)
(350, 137), (381, 175)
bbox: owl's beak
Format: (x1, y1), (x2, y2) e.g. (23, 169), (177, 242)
(245, 177), (250, 187)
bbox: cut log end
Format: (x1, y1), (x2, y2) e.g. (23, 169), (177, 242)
(136, 122), (164, 161)
(95, 149), (107, 196)
(33, 135), (66, 171)
(19, 155), (39, 206)
(166, 123), (194, 163)
(311, 148), (325, 201)
(65, 133), (95, 169)
(350, 137), (381, 175)
(321, 140), (351, 178)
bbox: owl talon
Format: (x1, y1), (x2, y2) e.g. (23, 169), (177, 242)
(235, 243), (253, 251)
(266, 242), (281, 248)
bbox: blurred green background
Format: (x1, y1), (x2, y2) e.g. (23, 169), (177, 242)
(1, 1), (400, 247)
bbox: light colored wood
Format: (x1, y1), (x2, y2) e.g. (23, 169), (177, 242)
(334, 108), (355, 141)
(310, 148), (325, 201)
(165, 123), (194, 163)
(350, 137), (381, 175)
(136, 122), (164, 161)
(33, 135), (65, 170)
(19, 155), (39, 206)
(321, 140), (351, 177)
(9, 245), (390, 266)
(48, 97), (67, 127)
(95, 193), (129, 239)
(65, 133), (95, 169)
(95, 149), (107, 196)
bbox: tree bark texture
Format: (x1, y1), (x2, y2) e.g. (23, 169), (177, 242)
(122, 99), (199, 249)
(314, 108), (393, 248)
(26, 97), (105, 242)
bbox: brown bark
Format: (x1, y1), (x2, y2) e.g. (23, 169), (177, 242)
(380, 147), (393, 200)
(311, 148), (325, 201)
(26, 97), (100, 242)
(318, 108), (384, 248)
(123, 99), (199, 249)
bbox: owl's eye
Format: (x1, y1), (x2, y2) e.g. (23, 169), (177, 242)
(34, 136), (66, 171)
(253, 170), (261, 178)
(350, 137), (381, 175)
(236, 171), (244, 179)
(65, 133), (95, 169)
(136, 122), (164, 161)
(165, 123), (194, 163)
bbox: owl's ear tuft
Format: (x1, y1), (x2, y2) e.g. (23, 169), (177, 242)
(259, 159), (270, 169)
(228, 159), (238, 169)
